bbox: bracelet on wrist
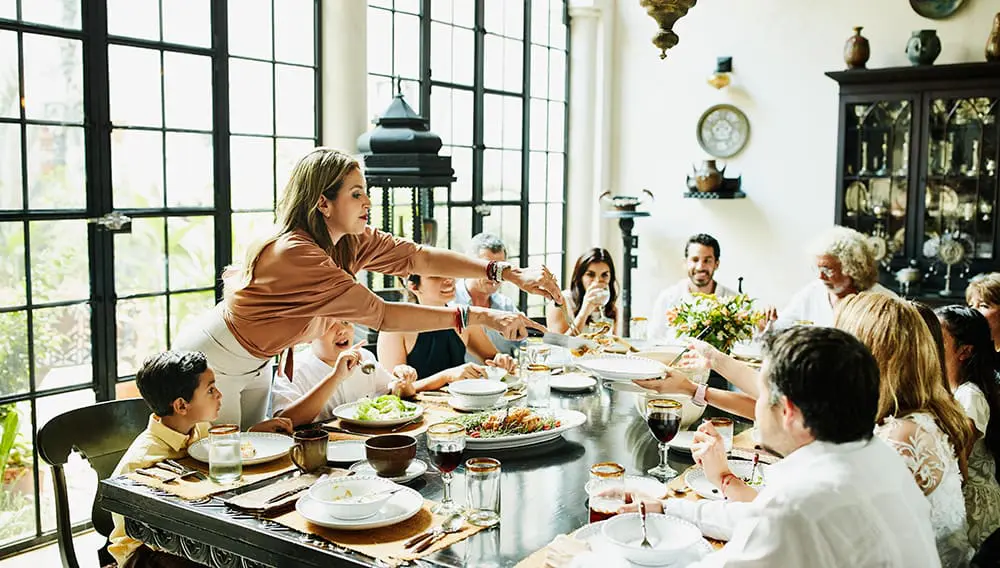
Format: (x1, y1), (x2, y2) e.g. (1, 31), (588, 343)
(453, 307), (465, 333)
(719, 472), (738, 499)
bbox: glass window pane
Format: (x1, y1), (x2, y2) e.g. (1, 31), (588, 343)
(481, 206), (521, 261)
(228, 0), (273, 60)
(115, 379), (140, 399)
(548, 101), (565, 152)
(448, 206), (472, 250)
(453, 0), (474, 27)
(229, 58), (274, 135)
(107, 0), (159, 41)
(549, 1), (566, 49)
(0, 124), (22, 209)
(23, 34), (83, 123)
(230, 136), (275, 210)
(167, 216), (214, 290)
(430, 88), (453, 146)
(274, 0), (314, 65)
(431, 0), (452, 22)
(117, 296), (167, 377)
(531, 46), (549, 99)
(395, 0), (420, 15)
(0, 400), (36, 547)
(33, 304), (91, 391)
(0, 311), (29, 396)
(162, 0), (211, 47)
(166, 132), (213, 207)
(484, 34), (503, 92)
(529, 151), (546, 203)
(37, 390), (97, 531)
(169, 291), (215, 346)
(0, 31), (19, 118)
(275, 64), (315, 137)
(112, 129), (164, 208)
(367, 8), (393, 76)
(164, 52), (213, 131)
(0, 0), (13, 19)
(108, 46), (163, 128)
(452, 26), (474, 86)
(26, 126), (86, 210)
(22, 0), (81, 29)
(500, 0), (524, 39)
(548, 153), (564, 202)
(482, 148), (501, 200)
(232, 212), (276, 263)
(450, 145), (472, 201)
(547, 204), (564, 250)
(450, 89), (473, 146)
(528, 203), (545, 256)
(549, 49), (565, 101)
(531, 0), (549, 45)
(276, 138), (314, 194)
(530, 98), (547, 151)
(393, 13), (420, 80)
(115, 216), (166, 296)
(0, 222), (25, 306)
(504, 97), (522, 150)
(430, 23), (452, 84)
(29, 220), (88, 303)
(483, 94), (502, 148)
(502, 149), (521, 199)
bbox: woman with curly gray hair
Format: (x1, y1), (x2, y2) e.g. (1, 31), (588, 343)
(770, 226), (894, 328)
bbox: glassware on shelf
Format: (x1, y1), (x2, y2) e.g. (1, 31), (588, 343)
(896, 131), (911, 176)
(876, 133), (889, 176)
(968, 140), (981, 177)
(859, 141), (871, 176)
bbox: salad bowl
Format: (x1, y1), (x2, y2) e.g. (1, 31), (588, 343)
(333, 395), (423, 427)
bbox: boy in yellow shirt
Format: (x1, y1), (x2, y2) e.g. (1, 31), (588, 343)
(108, 351), (291, 568)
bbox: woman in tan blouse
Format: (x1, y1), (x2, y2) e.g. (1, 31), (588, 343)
(175, 148), (560, 427)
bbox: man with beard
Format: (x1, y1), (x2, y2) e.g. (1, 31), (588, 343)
(649, 233), (737, 341)
(769, 226), (893, 329)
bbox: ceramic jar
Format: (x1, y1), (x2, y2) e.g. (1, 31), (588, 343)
(906, 30), (941, 66)
(844, 26), (870, 69)
(987, 13), (1000, 62)
(693, 160), (724, 192)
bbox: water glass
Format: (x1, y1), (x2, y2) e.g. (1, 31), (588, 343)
(526, 338), (550, 365)
(708, 417), (734, 453)
(525, 364), (551, 408)
(587, 462), (625, 523)
(465, 457), (501, 527)
(630, 317), (648, 341)
(208, 424), (242, 483)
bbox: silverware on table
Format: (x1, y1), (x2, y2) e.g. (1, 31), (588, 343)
(638, 501), (653, 549)
(388, 417), (424, 433)
(412, 514), (465, 552)
(321, 424), (375, 437)
(264, 484), (310, 505)
(667, 326), (713, 367)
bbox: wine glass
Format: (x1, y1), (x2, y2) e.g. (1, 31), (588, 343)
(645, 399), (682, 481)
(427, 422), (466, 514)
(589, 286), (612, 331)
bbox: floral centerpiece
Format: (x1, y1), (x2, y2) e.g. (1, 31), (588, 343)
(666, 293), (763, 354)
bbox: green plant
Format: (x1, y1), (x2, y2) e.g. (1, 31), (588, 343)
(666, 293), (763, 354)
(0, 404), (31, 482)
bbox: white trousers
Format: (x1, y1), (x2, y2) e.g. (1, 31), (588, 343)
(173, 304), (272, 429)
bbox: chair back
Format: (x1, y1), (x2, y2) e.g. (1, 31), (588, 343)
(36, 398), (150, 568)
(973, 526), (1000, 567)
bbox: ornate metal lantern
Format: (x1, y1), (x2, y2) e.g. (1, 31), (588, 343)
(639, 0), (698, 59)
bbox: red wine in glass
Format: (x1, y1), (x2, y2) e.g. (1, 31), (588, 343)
(647, 413), (680, 443)
(429, 442), (463, 473)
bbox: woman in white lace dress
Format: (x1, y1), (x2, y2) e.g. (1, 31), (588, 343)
(836, 293), (975, 568)
(937, 306), (1000, 548)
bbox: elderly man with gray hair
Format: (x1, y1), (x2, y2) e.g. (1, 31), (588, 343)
(453, 232), (523, 357)
(770, 226), (894, 329)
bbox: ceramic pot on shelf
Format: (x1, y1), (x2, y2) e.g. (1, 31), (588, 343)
(987, 13), (1000, 62)
(844, 26), (870, 69)
(692, 160), (725, 192)
(906, 30), (941, 66)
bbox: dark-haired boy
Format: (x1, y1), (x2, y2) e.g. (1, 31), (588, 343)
(108, 351), (291, 568)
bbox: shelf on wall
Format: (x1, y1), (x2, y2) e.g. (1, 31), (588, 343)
(684, 190), (746, 199)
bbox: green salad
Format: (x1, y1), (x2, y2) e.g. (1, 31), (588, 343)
(354, 395), (419, 421)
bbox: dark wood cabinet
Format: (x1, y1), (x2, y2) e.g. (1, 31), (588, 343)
(827, 62), (1000, 304)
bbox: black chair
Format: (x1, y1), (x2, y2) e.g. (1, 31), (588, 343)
(973, 527), (1000, 568)
(36, 398), (150, 568)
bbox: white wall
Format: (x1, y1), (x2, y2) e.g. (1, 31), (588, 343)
(591, 0), (996, 316)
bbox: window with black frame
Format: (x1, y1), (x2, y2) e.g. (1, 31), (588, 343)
(0, 0), (319, 555)
(366, 0), (569, 318)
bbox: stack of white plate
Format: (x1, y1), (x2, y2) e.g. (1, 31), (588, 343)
(576, 354), (667, 381)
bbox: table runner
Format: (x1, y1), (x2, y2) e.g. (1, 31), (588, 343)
(124, 456), (297, 500)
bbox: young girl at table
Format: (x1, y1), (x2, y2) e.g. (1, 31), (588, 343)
(547, 247), (620, 336)
(377, 275), (517, 386)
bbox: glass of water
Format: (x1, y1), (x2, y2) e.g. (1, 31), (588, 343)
(208, 424), (242, 483)
(707, 417), (735, 453)
(525, 364), (551, 408)
(465, 457), (501, 527)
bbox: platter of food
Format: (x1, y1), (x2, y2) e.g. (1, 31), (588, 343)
(332, 395), (423, 427)
(187, 432), (294, 466)
(444, 407), (586, 449)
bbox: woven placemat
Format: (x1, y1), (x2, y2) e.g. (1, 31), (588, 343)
(124, 456), (297, 500)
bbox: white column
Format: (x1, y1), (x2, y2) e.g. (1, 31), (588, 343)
(564, 1), (604, 276)
(320, 0), (368, 152)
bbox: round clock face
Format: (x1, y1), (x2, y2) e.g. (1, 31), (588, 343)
(697, 104), (750, 158)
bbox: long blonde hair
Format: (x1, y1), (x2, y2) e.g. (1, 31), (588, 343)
(967, 272), (1000, 307)
(228, 148), (362, 293)
(834, 292), (973, 474)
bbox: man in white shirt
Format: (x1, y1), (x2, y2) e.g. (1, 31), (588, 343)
(453, 232), (523, 357)
(772, 226), (893, 328)
(649, 234), (738, 342)
(635, 326), (940, 567)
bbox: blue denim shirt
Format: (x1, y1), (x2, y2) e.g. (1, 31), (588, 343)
(453, 279), (523, 359)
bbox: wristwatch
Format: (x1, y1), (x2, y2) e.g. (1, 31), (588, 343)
(491, 261), (513, 282)
(692, 382), (708, 407)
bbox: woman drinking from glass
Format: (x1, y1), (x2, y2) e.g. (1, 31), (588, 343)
(547, 247), (619, 336)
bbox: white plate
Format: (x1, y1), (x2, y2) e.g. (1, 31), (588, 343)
(348, 459), (428, 484)
(577, 355), (666, 381)
(571, 520), (712, 567)
(296, 486), (423, 530)
(584, 475), (668, 500)
(684, 460), (769, 501)
(332, 399), (424, 428)
(668, 431), (696, 453)
(187, 432), (293, 466)
(327, 440), (366, 463)
(459, 409), (587, 450)
(551, 372), (597, 393)
(448, 396), (506, 413)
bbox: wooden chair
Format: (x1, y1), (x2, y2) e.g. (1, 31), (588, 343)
(36, 398), (150, 568)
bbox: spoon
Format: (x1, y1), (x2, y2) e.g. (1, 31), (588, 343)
(341, 486), (404, 504)
(638, 501), (653, 549)
(411, 512), (465, 552)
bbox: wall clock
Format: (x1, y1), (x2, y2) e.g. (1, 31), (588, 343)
(697, 104), (750, 159)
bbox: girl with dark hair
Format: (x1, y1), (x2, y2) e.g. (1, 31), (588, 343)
(547, 248), (619, 336)
(936, 305), (1000, 548)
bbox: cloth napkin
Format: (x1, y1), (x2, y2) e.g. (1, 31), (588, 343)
(223, 467), (349, 515)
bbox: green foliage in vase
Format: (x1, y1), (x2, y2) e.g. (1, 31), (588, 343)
(666, 293), (763, 354)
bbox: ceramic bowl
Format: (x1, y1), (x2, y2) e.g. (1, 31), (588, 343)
(449, 379), (507, 409)
(308, 476), (399, 520)
(364, 434), (417, 477)
(633, 392), (706, 429)
(601, 513), (702, 565)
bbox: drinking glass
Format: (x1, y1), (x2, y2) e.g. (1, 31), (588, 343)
(525, 364), (551, 408)
(427, 422), (466, 514)
(708, 417), (734, 453)
(526, 338), (551, 366)
(465, 457), (501, 527)
(630, 316), (648, 341)
(208, 424), (242, 483)
(587, 462), (625, 523)
(645, 399), (682, 481)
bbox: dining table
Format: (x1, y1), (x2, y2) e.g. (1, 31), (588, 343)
(98, 375), (752, 568)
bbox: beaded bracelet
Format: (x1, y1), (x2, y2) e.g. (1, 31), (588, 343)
(453, 307), (465, 333)
(458, 305), (470, 331)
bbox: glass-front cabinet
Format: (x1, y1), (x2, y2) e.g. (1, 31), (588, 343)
(828, 63), (1000, 303)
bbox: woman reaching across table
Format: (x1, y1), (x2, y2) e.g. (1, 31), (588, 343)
(175, 148), (560, 428)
